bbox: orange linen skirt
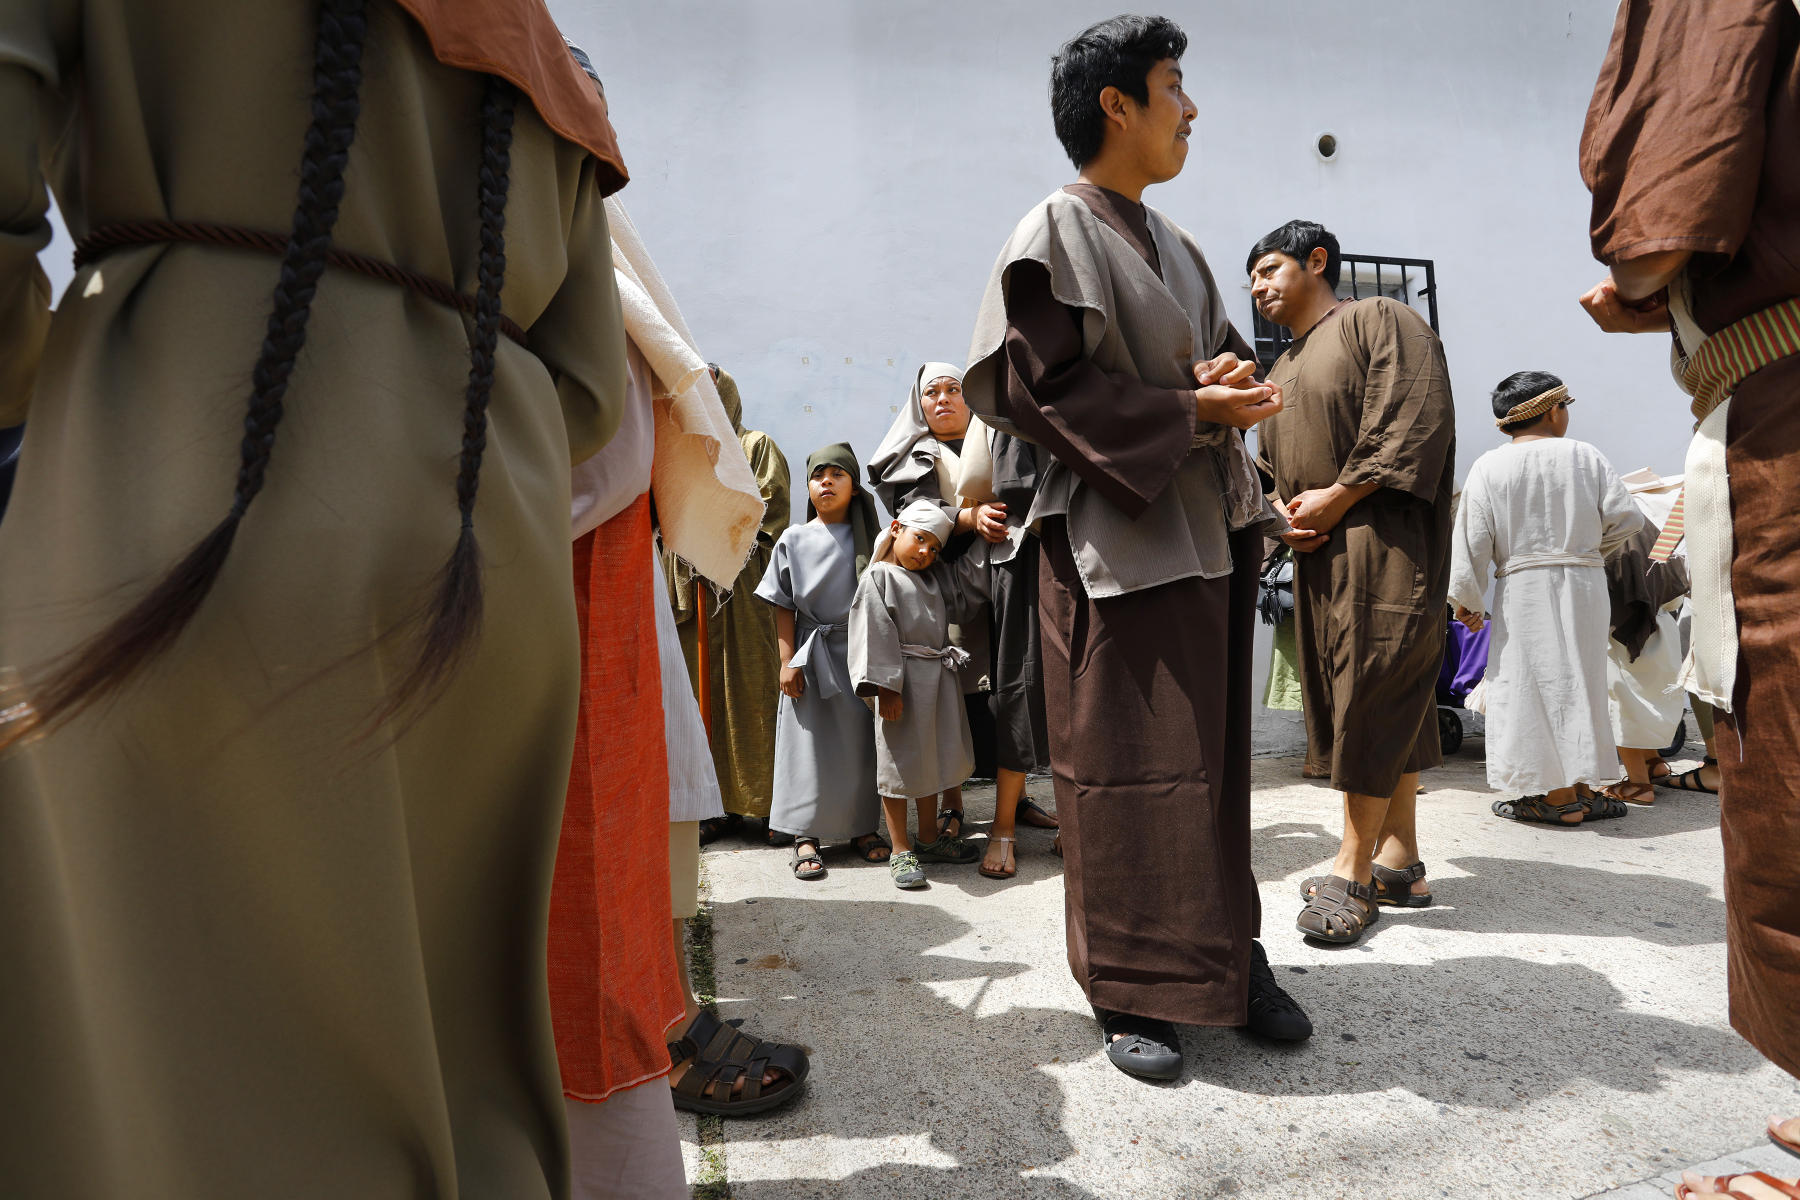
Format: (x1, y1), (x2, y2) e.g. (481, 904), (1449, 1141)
(549, 493), (685, 1100)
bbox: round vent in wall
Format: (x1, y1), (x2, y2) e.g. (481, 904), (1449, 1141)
(1315, 132), (1339, 162)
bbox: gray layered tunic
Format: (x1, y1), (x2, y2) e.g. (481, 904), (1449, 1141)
(850, 553), (993, 800)
(755, 520), (879, 842)
(961, 183), (1274, 1026)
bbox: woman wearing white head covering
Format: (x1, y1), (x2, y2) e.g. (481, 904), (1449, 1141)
(867, 363), (1011, 843)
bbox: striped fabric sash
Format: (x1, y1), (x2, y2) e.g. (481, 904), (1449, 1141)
(1650, 297), (1800, 561)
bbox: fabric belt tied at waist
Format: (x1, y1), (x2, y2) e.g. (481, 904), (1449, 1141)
(73, 220), (530, 347)
(1651, 296), (1800, 563)
(900, 642), (972, 671)
(1660, 295), (1800, 711)
(1495, 552), (1605, 578)
(788, 619), (849, 699)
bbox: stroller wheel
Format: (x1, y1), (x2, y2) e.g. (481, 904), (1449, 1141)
(1437, 707), (1464, 756)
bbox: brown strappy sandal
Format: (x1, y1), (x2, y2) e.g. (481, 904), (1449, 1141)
(1296, 875), (1379, 944)
(667, 1011), (809, 1116)
(1676, 1171), (1800, 1199)
(1370, 860), (1432, 907)
(1602, 780), (1656, 807)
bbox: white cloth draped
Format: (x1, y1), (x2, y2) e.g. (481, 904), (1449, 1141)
(604, 197), (762, 588)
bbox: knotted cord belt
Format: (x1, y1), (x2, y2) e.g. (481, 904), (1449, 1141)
(74, 219), (529, 347)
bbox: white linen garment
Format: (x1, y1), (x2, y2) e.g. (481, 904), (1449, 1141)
(1450, 439), (1643, 794)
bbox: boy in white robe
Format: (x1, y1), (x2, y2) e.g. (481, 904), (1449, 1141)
(1450, 372), (1643, 826)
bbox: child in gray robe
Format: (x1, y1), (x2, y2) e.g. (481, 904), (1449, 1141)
(849, 500), (994, 888)
(756, 444), (885, 881)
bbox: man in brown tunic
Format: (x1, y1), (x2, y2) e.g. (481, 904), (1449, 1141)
(1579, 0), (1800, 1169)
(962, 15), (1312, 1082)
(1248, 221), (1455, 946)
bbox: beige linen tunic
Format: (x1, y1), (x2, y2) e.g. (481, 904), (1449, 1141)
(0, 3), (627, 1197)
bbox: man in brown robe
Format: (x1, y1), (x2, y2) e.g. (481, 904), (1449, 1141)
(1247, 220), (1455, 945)
(961, 15), (1311, 1082)
(1578, 0), (1800, 1170)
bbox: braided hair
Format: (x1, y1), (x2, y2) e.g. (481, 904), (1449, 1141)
(384, 74), (517, 723)
(5, 0), (518, 750)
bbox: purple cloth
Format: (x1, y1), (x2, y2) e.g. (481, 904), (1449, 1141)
(1438, 619), (1490, 705)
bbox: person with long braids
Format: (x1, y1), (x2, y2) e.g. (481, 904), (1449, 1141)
(0, 3), (636, 1196)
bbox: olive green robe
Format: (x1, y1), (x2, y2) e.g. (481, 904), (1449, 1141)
(663, 371), (790, 819)
(0, 4), (627, 1197)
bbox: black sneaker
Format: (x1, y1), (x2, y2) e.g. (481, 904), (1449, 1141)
(1244, 941), (1313, 1041)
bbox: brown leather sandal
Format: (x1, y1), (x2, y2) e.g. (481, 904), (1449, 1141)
(1296, 875), (1379, 944)
(1676, 1171), (1800, 1199)
(1602, 780), (1656, 807)
(667, 1011), (809, 1116)
(1370, 860), (1432, 907)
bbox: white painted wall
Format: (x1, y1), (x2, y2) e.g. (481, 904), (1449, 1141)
(29, 3), (1682, 522)
(551, 0), (1687, 521)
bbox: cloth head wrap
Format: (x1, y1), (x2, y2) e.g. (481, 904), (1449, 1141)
(804, 442), (881, 577)
(874, 498), (956, 564)
(867, 362), (968, 510)
(1496, 383), (1571, 429)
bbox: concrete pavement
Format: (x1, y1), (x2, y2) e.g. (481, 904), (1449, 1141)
(679, 737), (1797, 1199)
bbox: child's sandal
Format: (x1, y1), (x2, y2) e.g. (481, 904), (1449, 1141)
(979, 836), (1017, 879)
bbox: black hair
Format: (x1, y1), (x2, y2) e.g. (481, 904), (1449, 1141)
(6, 0), (517, 751)
(1050, 15), (1187, 169)
(1246, 219), (1342, 290)
(1492, 370), (1565, 433)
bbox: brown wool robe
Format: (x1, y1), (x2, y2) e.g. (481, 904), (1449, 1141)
(0, 3), (629, 1196)
(1583, 0), (1800, 1079)
(1257, 298), (1456, 799)
(1000, 184), (1262, 1025)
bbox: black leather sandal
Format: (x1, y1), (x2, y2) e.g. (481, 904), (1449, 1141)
(1098, 1009), (1182, 1080)
(668, 1011), (809, 1116)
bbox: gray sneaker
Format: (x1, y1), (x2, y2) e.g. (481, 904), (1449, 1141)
(889, 850), (927, 889)
(915, 834), (981, 865)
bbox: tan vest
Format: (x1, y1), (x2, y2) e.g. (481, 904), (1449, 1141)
(963, 190), (1277, 597)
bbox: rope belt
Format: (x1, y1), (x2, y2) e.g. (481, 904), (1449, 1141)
(900, 642), (972, 671)
(74, 220), (529, 347)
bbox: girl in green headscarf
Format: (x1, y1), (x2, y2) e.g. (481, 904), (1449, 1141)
(754, 444), (885, 879)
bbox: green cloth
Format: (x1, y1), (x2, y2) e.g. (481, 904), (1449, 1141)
(804, 442), (880, 577)
(1264, 616), (1305, 711)
(665, 368), (790, 818)
(0, 5), (628, 1196)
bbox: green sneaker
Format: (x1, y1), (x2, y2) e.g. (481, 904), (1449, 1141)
(915, 834), (981, 864)
(889, 850), (927, 889)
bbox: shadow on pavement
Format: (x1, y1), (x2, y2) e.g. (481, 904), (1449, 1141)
(713, 897), (1094, 1181)
(1183, 954), (1763, 1104)
(1394, 856), (1725, 946)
